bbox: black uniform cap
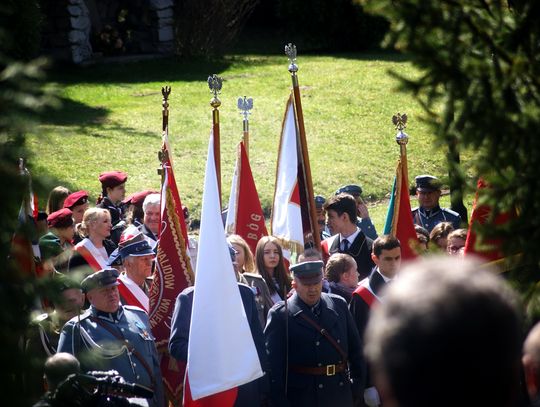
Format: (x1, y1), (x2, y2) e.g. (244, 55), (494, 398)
(81, 268), (120, 293)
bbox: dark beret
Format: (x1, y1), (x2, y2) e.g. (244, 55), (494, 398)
(122, 190), (157, 206)
(335, 184), (363, 196)
(63, 190), (89, 209)
(290, 260), (324, 284)
(99, 171), (128, 189)
(54, 272), (81, 291)
(415, 175), (442, 192)
(39, 233), (64, 261)
(47, 208), (74, 229)
(81, 268), (120, 293)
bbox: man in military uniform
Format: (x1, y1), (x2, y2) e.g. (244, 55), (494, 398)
(58, 268), (164, 407)
(411, 175), (461, 233)
(314, 195), (331, 241)
(24, 274), (85, 401)
(265, 260), (365, 407)
(335, 185), (378, 240)
(96, 171), (128, 244)
(108, 232), (154, 312)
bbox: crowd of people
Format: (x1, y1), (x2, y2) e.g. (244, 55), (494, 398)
(21, 169), (539, 407)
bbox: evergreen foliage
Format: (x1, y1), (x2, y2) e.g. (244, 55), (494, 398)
(363, 0), (540, 316)
(1, 3), (56, 404)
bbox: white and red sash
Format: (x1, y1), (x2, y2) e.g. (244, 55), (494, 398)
(117, 273), (149, 312)
(74, 238), (108, 272)
(353, 277), (381, 308)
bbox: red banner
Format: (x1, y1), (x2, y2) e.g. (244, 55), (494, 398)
(149, 141), (194, 405)
(384, 159), (418, 260)
(230, 142), (268, 254)
(464, 178), (512, 263)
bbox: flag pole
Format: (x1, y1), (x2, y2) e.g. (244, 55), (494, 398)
(285, 43), (321, 250)
(208, 74), (223, 209)
(391, 113), (409, 234)
(237, 96), (253, 158)
(159, 86), (171, 172)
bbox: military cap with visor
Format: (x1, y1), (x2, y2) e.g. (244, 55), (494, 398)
(314, 195), (326, 209)
(415, 175), (442, 192)
(335, 184), (363, 196)
(290, 260), (324, 285)
(81, 267), (120, 293)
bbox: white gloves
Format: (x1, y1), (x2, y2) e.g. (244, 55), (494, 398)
(364, 386), (381, 407)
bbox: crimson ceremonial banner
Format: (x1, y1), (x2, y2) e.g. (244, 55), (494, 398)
(464, 178), (514, 267)
(226, 141), (268, 254)
(383, 159), (419, 260)
(149, 142), (194, 405)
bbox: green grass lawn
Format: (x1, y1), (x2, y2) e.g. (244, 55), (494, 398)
(28, 50), (474, 232)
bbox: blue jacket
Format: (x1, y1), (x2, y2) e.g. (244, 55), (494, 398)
(264, 292), (366, 407)
(169, 284), (269, 407)
(412, 205), (461, 233)
(58, 305), (164, 407)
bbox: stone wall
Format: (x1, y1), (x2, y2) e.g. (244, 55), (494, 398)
(40, 0), (175, 64)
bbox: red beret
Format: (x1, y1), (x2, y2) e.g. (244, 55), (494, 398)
(47, 208), (74, 229)
(63, 190), (89, 209)
(122, 190), (157, 206)
(99, 171), (127, 189)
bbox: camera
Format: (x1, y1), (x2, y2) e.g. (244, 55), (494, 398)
(51, 370), (153, 407)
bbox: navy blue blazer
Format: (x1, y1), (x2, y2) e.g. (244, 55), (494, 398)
(169, 283), (269, 406)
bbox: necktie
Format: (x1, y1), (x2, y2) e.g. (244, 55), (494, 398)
(341, 239), (349, 252)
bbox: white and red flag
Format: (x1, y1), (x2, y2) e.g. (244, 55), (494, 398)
(184, 132), (263, 406)
(271, 95), (310, 260)
(11, 159), (41, 276)
(149, 134), (194, 405)
(225, 141), (268, 254)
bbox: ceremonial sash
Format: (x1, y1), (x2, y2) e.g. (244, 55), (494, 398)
(74, 238), (107, 272)
(353, 279), (380, 308)
(118, 273), (149, 312)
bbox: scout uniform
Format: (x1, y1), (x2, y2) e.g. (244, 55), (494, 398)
(96, 171), (128, 244)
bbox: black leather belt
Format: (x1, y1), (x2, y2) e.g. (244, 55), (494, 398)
(290, 362), (346, 376)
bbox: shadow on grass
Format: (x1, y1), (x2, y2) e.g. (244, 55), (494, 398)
(38, 96), (157, 140)
(46, 46), (410, 86)
(46, 57), (233, 85)
(39, 96), (109, 126)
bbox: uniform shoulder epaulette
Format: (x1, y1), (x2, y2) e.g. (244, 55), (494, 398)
(270, 301), (286, 312)
(32, 313), (50, 324)
(326, 292), (347, 304)
(442, 207), (460, 217)
(124, 304), (146, 313)
(66, 309), (91, 324)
